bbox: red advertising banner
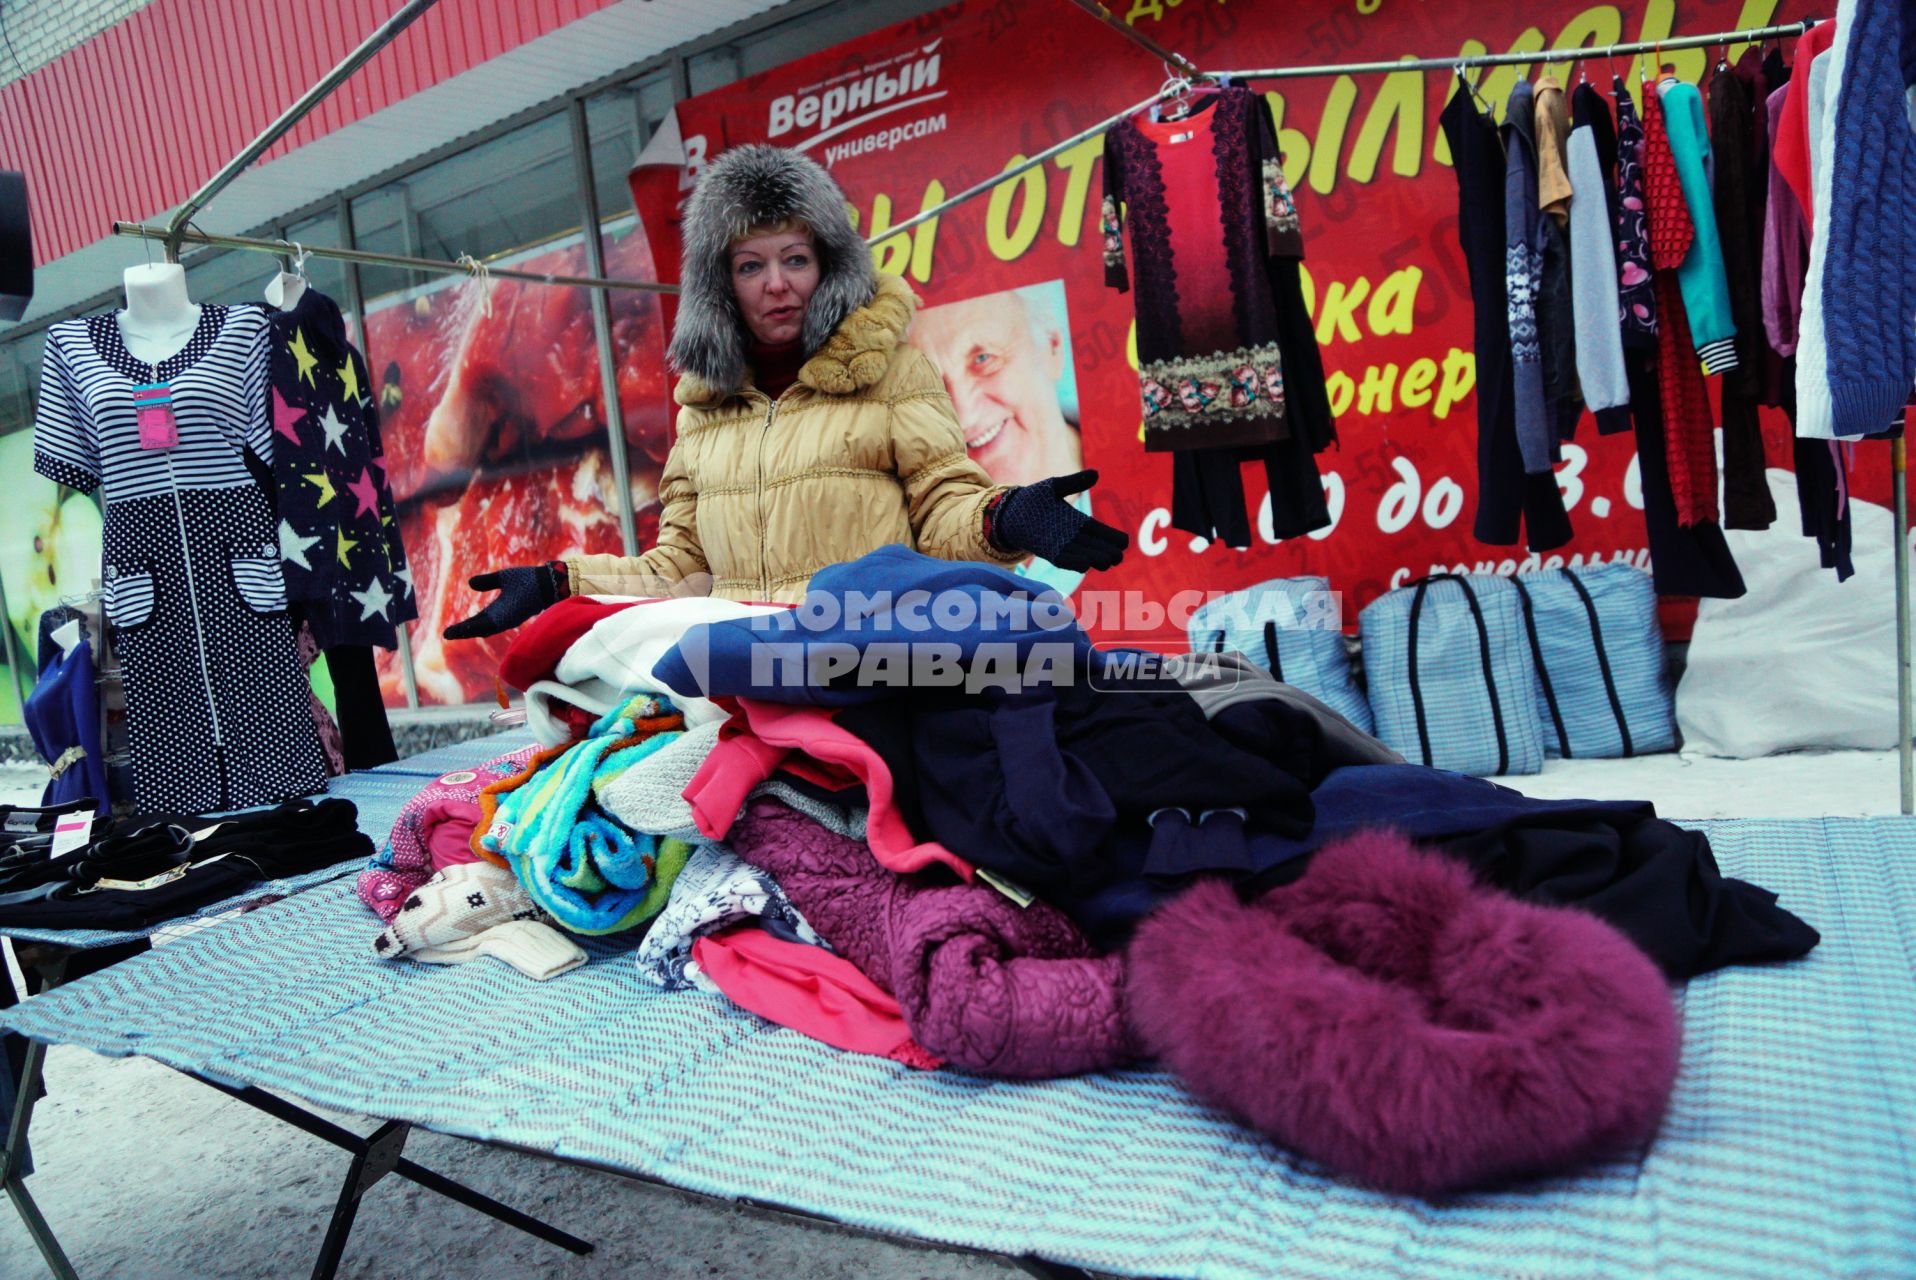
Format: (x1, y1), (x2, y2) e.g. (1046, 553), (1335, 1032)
(655, 0), (1860, 642)
(371, 0), (1866, 705)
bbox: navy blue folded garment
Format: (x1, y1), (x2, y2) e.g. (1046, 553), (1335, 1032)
(1058, 764), (1816, 979)
(835, 680), (1314, 898)
(654, 545), (1097, 707)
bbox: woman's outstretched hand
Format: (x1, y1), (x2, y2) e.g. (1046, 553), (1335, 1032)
(443, 561), (569, 640)
(988, 470), (1129, 572)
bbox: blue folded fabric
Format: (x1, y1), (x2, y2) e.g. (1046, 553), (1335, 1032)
(653, 545), (1098, 706)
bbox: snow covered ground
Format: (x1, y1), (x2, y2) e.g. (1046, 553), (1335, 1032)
(0, 748), (1905, 1279)
(1491, 746), (1916, 817)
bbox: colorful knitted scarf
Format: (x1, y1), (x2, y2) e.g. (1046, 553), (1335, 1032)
(477, 694), (688, 934)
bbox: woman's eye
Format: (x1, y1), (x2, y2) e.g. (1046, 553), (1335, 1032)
(736, 261), (760, 276)
(785, 255), (812, 270)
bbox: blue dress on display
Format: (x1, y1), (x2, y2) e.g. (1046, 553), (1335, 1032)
(24, 609), (109, 809)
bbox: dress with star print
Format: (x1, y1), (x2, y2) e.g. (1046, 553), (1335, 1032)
(31, 303), (328, 813)
(266, 288), (416, 649)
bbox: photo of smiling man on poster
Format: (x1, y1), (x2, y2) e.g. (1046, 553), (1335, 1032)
(908, 279), (1089, 595)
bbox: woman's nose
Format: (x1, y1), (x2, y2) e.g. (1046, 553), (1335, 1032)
(762, 267), (789, 295)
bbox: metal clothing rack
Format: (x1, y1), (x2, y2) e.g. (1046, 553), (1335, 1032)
(871, 15), (1819, 243)
(109, 221), (677, 294)
(927, 6), (1916, 815)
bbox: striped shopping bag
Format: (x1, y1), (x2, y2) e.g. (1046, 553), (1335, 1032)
(1359, 574), (1545, 776)
(1187, 575), (1372, 732)
(1510, 563), (1675, 759)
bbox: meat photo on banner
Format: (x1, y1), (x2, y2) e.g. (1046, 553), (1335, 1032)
(370, 222), (671, 704)
(640, 0), (1871, 649)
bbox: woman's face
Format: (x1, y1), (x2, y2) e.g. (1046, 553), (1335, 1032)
(730, 228), (820, 346)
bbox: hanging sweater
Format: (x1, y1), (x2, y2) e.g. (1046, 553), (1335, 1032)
(1504, 80), (1555, 473)
(266, 288), (417, 648)
(1708, 65), (1766, 389)
(1534, 77), (1582, 439)
(1565, 105), (1631, 429)
(1763, 83), (1813, 357)
(1797, 0), (1916, 442)
(1644, 87), (1720, 527)
(1773, 20), (1842, 234)
(1708, 63), (1778, 532)
(1656, 76), (1739, 374)
(1612, 81), (1659, 348)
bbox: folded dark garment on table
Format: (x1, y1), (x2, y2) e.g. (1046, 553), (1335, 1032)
(0, 797), (371, 933)
(1055, 764), (1816, 978)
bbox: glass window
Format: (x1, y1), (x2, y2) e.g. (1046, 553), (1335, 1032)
(348, 113), (627, 708)
(584, 68), (676, 235)
(688, 0), (949, 94)
(183, 244), (271, 307)
(0, 329), (44, 440)
(282, 208), (353, 326)
(351, 112), (581, 305)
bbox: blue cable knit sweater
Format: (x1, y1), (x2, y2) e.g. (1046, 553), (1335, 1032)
(1812, 0), (1916, 439)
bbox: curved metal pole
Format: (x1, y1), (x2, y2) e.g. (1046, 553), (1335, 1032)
(874, 19), (1814, 247)
(1896, 435), (1911, 813)
(118, 222), (678, 294)
(1061, 0), (1199, 79)
(162, 0), (443, 262)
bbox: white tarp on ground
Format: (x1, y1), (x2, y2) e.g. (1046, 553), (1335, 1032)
(1678, 468), (1911, 757)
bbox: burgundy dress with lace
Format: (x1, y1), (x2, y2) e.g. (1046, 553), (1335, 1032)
(1103, 86), (1334, 544)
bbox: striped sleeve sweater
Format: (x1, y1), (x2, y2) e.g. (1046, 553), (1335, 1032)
(1656, 76), (1740, 374)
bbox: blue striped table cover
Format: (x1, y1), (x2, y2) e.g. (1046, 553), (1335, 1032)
(376, 727), (538, 778)
(4, 816), (1912, 1278)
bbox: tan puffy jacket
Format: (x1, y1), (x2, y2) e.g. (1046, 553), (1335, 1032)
(567, 274), (1021, 604)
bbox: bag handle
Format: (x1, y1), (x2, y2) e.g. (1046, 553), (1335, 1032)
(1510, 576), (1571, 757)
(1261, 619), (1284, 681)
(1565, 571), (1635, 756)
(1406, 574), (1510, 775)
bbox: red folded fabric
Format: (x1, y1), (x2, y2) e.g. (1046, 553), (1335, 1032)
(685, 699), (973, 880)
(693, 928), (943, 1070)
(497, 596), (643, 692)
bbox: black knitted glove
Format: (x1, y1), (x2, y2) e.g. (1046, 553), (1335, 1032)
(443, 561), (568, 640)
(987, 470), (1129, 572)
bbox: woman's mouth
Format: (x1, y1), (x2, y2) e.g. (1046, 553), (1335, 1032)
(764, 306), (801, 322)
(967, 416), (1009, 450)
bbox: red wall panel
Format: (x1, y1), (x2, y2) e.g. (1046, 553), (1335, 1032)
(0, 0), (625, 264)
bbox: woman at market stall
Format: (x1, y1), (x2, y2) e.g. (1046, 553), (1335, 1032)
(445, 144), (1127, 639)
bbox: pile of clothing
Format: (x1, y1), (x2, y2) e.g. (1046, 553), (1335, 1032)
(1443, 0), (1916, 590)
(358, 547), (1822, 1194)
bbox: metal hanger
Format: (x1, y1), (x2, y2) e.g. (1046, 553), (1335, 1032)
(1457, 61), (1493, 115)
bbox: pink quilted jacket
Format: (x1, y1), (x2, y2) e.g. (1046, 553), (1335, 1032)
(728, 799), (1134, 1078)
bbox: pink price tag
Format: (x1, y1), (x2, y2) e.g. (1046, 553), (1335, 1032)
(51, 809), (95, 859)
(132, 381), (179, 449)
(137, 404), (179, 449)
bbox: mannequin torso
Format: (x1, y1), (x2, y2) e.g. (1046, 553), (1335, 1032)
(119, 263), (202, 367)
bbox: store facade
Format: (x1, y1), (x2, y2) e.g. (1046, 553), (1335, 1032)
(0, 0), (1862, 720)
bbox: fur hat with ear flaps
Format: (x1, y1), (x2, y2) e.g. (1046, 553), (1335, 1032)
(667, 143), (878, 396)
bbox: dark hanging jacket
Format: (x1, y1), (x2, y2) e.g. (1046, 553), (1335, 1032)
(1707, 61), (1778, 531)
(265, 288), (417, 649)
